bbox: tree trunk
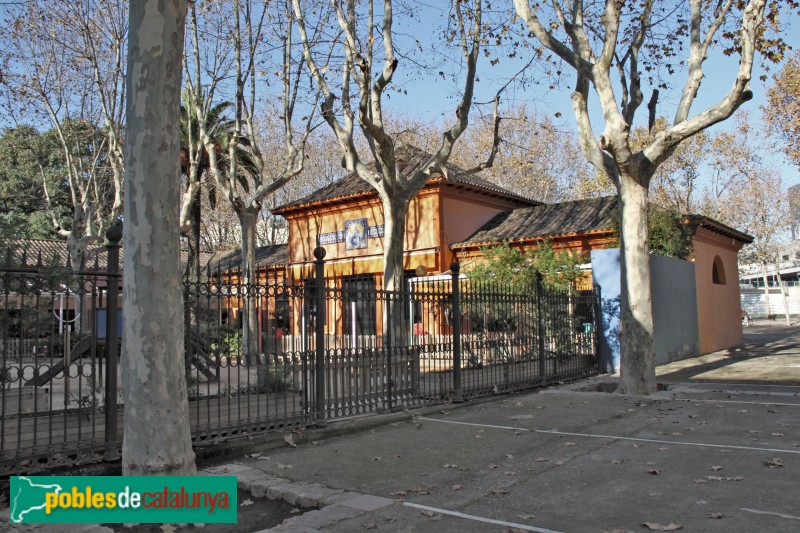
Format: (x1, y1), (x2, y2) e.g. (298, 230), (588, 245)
(239, 209), (259, 359)
(187, 189), (202, 281)
(617, 175), (657, 395)
(382, 196), (409, 345)
(121, 0), (195, 476)
(760, 264), (772, 318)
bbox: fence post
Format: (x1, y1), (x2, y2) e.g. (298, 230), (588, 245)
(313, 246), (326, 426)
(104, 222), (122, 461)
(451, 262), (463, 403)
(536, 272), (546, 384)
(593, 284), (602, 362)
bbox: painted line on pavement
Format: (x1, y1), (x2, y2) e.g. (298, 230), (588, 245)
(417, 417), (529, 432)
(675, 382), (800, 389)
(403, 502), (565, 533)
(674, 398), (800, 407)
(534, 429), (800, 454)
(418, 417), (800, 454)
(741, 508), (800, 521)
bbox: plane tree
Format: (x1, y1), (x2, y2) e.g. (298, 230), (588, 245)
(511, 0), (795, 394)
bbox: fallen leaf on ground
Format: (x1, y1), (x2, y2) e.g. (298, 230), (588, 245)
(564, 442), (577, 447)
(283, 434), (297, 448)
(389, 489), (407, 496)
(708, 512), (723, 519)
(487, 463), (499, 469)
(648, 469), (662, 475)
(765, 458), (784, 468)
(535, 457), (548, 462)
(421, 510), (437, 518)
(160, 526), (177, 533)
(443, 463), (459, 468)
(710, 466), (723, 471)
(451, 484), (463, 491)
(492, 487), (511, 494)
(362, 522), (377, 529)
(517, 514), (535, 520)
(290, 508), (302, 514)
(506, 454), (515, 459)
(277, 463), (293, 469)
(610, 459), (623, 464)
(771, 433), (784, 437)
(642, 522), (682, 531)
(372, 457), (382, 461)
(505, 471), (517, 476)
(240, 499), (253, 507)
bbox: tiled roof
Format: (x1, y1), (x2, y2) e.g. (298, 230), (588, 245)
(685, 214), (753, 244)
(212, 244), (290, 271)
(274, 144), (536, 212)
(2, 238), (220, 271)
(453, 196), (619, 247)
(0, 239), (105, 268)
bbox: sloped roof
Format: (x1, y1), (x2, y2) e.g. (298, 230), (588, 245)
(274, 144), (537, 212)
(2, 238), (219, 271)
(212, 244), (290, 271)
(685, 214), (753, 244)
(453, 196), (619, 247)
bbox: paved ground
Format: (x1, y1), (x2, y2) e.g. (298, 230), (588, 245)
(3, 320), (799, 532)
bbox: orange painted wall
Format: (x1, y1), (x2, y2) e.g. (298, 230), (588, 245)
(287, 191), (440, 269)
(693, 228), (745, 354)
(439, 190), (530, 271)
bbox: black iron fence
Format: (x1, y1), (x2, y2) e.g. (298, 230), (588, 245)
(1, 242), (600, 475)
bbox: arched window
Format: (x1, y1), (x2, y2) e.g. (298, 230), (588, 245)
(712, 255), (726, 285)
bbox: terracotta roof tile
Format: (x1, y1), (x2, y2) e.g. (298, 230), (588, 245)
(212, 244), (289, 271)
(275, 144), (536, 211)
(453, 196), (619, 247)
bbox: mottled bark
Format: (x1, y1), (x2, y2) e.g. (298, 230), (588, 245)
(239, 210), (259, 358)
(617, 176), (656, 395)
(122, 0), (195, 476)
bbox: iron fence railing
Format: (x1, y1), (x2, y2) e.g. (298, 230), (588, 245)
(1, 242), (600, 475)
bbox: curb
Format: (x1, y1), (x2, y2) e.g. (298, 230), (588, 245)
(200, 463), (397, 532)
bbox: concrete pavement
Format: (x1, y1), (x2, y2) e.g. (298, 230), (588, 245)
(2, 320), (798, 532)
(212, 320), (799, 532)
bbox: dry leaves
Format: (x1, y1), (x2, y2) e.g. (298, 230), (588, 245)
(277, 463), (293, 469)
(283, 434), (297, 448)
(421, 510), (438, 518)
(160, 526), (177, 533)
(451, 484), (463, 491)
(443, 463), (459, 469)
(517, 514), (534, 520)
(708, 512), (723, 519)
(765, 457), (784, 468)
(648, 469), (662, 475)
(563, 442), (577, 447)
(362, 522), (377, 529)
(240, 498), (254, 507)
(710, 466), (723, 471)
(491, 487), (511, 495)
(487, 463), (500, 469)
(642, 522), (682, 531)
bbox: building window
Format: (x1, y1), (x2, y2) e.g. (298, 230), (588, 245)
(343, 275), (377, 337)
(782, 254), (790, 261)
(712, 256), (726, 285)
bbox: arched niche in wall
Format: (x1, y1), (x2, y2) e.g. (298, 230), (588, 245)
(712, 255), (726, 285)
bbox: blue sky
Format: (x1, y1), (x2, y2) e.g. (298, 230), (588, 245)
(383, 2), (800, 187)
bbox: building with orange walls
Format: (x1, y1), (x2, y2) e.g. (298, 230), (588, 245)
(241, 150), (752, 358)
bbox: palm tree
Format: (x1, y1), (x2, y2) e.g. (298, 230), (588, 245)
(180, 97), (258, 279)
